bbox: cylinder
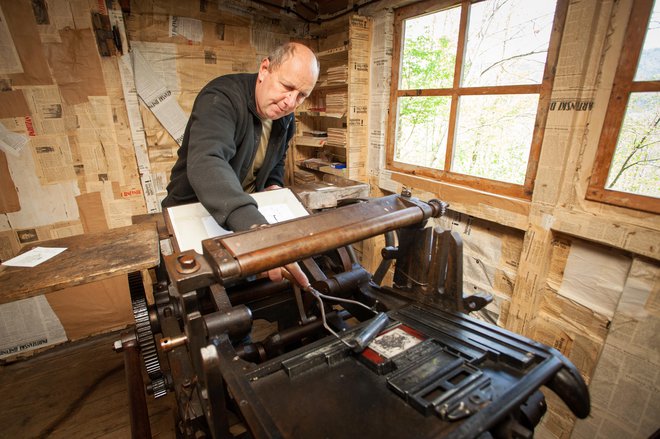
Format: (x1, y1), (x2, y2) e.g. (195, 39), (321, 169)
(204, 305), (253, 342)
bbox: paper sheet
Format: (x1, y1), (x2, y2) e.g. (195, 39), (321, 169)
(2, 246), (67, 267)
(0, 122), (28, 156)
(168, 202), (231, 254)
(30, 135), (76, 184)
(18, 85), (65, 135)
(169, 16), (203, 42)
(168, 188), (309, 254)
(4, 142), (79, 229)
(0, 295), (68, 359)
(131, 46), (188, 146)
(117, 51), (160, 213)
(558, 240), (632, 319)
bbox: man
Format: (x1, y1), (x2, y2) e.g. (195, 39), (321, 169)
(162, 42), (319, 287)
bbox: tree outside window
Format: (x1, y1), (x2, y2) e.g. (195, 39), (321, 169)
(388, 0), (566, 199)
(588, 0), (659, 213)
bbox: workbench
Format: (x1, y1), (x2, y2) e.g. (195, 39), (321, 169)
(0, 222), (159, 305)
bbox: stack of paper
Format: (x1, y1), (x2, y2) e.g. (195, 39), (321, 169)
(326, 91), (347, 114)
(327, 65), (348, 84)
(326, 128), (347, 147)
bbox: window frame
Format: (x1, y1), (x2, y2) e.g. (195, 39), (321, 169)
(587, 0), (660, 214)
(386, 0), (569, 199)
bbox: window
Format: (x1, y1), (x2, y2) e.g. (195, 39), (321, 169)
(588, 0), (659, 213)
(387, 0), (567, 199)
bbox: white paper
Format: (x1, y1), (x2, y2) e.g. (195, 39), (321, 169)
(131, 47), (188, 146)
(558, 240), (632, 319)
(4, 143), (80, 228)
(254, 189), (309, 223)
(168, 188), (309, 254)
(168, 203), (231, 254)
(2, 246), (67, 267)
(169, 16), (203, 42)
(0, 296), (68, 359)
(0, 122), (28, 156)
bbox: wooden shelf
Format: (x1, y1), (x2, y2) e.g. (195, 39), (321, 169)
(295, 135), (327, 147)
(317, 45), (348, 61)
(297, 110), (346, 118)
(314, 81), (348, 90)
(292, 16), (371, 184)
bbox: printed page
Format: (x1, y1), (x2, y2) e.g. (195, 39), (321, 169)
(0, 296), (67, 359)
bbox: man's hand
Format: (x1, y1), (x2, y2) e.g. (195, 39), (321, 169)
(267, 261), (310, 289)
(264, 184), (282, 191)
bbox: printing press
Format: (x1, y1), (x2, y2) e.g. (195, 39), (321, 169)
(119, 193), (590, 438)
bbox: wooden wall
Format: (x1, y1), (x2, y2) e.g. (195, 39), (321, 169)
(0, 0), (657, 437)
(363, 1), (659, 438)
(0, 0), (301, 355)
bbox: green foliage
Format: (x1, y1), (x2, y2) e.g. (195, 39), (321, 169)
(400, 30), (455, 90)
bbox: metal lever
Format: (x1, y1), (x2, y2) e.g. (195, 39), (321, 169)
(305, 286), (388, 353)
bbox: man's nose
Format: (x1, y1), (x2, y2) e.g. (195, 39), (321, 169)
(284, 92), (298, 108)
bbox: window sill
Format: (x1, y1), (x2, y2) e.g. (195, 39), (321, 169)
(387, 171), (531, 231)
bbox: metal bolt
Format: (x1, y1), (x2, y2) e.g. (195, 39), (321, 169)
(176, 253), (199, 274)
(178, 254), (196, 269)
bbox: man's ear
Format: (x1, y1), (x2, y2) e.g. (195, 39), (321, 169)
(258, 58), (270, 81)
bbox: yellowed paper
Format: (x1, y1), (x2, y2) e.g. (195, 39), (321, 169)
(30, 135), (76, 184)
(17, 85), (65, 135)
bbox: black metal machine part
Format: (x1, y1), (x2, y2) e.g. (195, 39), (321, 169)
(125, 194), (589, 439)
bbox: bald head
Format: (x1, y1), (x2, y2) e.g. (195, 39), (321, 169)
(255, 42), (320, 120)
(268, 42), (320, 75)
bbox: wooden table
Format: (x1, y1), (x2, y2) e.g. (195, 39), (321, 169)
(0, 222), (159, 305)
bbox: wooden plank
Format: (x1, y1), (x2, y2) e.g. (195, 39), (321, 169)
(291, 177), (369, 209)
(505, 224), (554, 335)
(390, 171), (530, 230)
(0, 222), (159, 304)
(552, 207), (659, 260)
(524, 0), (569, 197)
(389, 160), (530, 199)
(396, 84), (541, 97)
(444, 2), (469, 173)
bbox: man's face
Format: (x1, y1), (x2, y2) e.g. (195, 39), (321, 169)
(255, 52), (318, 120)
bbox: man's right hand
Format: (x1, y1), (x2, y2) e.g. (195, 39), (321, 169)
(268, 261), (310, 290)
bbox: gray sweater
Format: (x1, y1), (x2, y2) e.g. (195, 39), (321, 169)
(162, 73), (295, 231)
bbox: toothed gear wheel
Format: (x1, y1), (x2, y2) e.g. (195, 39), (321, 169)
(150, 376), (168, 399)
(128, 271), (166, 398)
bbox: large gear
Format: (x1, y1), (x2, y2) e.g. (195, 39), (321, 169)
(128, 271), (167, 398)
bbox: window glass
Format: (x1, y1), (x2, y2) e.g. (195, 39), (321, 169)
(392, 0), (558, 191)
(400, 7), (461, 89)
(605, 92), (660, 197)
(634, 2), (659, 81)
(462, 1), (557, 87)
(453, 94), (539, 184)
(395, 96), (452, 168)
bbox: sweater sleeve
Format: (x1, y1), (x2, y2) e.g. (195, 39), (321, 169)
(186, 87), (267, 232)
